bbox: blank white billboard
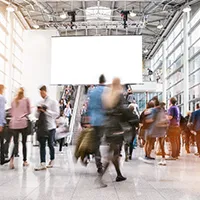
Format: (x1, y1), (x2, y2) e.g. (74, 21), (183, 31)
(51, 36), (142, 85)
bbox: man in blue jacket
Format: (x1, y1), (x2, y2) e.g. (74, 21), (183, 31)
(88, 74), (106, 174)
(191, 107), (200, 156)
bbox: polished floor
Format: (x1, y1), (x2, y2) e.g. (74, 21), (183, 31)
(0, 141), (200, 200)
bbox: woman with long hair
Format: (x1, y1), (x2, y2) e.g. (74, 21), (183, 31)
(98, 78), (126, 187)
(9, 87), (31, 169)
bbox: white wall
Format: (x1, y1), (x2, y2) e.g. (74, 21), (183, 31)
(131, 82), (163, 92)
(22, 30), (59, 107)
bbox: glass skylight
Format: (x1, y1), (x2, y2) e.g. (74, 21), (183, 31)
(85, 6), (111, 21)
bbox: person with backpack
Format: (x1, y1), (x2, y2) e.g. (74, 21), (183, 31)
(139, 101), (155, 159)
(34, 85), (59, 171)
(145, 98), (169, 165)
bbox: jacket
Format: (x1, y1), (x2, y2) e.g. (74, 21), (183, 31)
(36, 111), (49, 139)
(9, 98), (31, 130)
(88, 85), (105, 126)
(191, 109), (200, 132)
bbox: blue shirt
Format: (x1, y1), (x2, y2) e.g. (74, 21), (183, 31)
(0, 94), (6, 126)
(191, 109), (200, 132)
(88, 85), (105, 126)
(168, 106), (180, 126)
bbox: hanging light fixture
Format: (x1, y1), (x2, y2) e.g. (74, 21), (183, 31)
(157, 22), (163, 29)
(6, 4), (15, 12)
(32, 23), (39, 29)
(183, 5), (191, 13)
(60, 10), (67, 19)
(130, 11), (136, 17)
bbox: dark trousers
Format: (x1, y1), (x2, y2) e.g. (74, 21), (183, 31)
(0, 134), (5, 165)
(93, 126), (103, 170)
(196, 131), (200, 154)
(124, 132), (136, 158)
(11, 128), (28, 161)
(4, 129), (12, 156)
(101, 143), (122, 177)
(58, 138), (64, 152)
(168, 126), (181, 158)
(38, 129), (55, 163)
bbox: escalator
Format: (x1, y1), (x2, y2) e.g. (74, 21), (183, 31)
(63, 85), (87, 145)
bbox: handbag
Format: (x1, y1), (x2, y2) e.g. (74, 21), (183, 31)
(119, 122), (133, 143)
(81, 112), (90, 126)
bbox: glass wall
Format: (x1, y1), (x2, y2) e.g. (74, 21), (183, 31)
(166, 19), (184, 112)
(150, 9), (200, 114)
(150, 47), (163, 83)
(189, 8), (200, 111)
(0, 7), (24, 106)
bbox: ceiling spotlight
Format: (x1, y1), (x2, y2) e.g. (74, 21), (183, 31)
(183, 5), (191, 13)
(130, 11), (136, 17)
(157, 23), (163, 29)
(144, 49), (148, 54)
(6, 4), (15, 12)
(60, 10), (67, 19)
(33, 24), (39, 29)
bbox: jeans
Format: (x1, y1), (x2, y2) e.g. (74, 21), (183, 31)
(58, 138), (64, 152)
(0, 132), (5, 165)
(124, 131), (137, 158)
(4, 128), (12, 156)
(38, 129), (55, 163)
(93, 126), (103, 170)
(11, 128), (28, 161)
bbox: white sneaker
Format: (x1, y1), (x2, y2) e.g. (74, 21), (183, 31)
(46, 160), (54, 168)
(158, 159), (166, 166)
(34, 163), (46, 171)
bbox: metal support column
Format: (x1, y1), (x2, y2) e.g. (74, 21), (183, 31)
(162, 40), (167, 104)
(183, 12), (189, 115)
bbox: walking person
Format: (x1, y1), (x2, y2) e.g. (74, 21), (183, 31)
(0, 84), (10, 165)
(88, 74), (106, 174)
(64, 103), (71, 127)
(98, 78), (127, 187)
(190, 106), (200, 156)
(9, 87), (31, 169)
(35, 85), (59, 171)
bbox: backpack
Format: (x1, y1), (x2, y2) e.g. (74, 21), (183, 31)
(155, 109), (169, 128)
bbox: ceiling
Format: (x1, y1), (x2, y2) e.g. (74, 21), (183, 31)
(1, 0), (199, 58)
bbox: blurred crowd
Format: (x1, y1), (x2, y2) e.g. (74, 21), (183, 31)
(78, 75), (200, 187)
(0, 75), (200, 188)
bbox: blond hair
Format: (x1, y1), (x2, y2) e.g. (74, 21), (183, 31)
(15, 87), (25, 106)
(0, 84), (4, 94)
(102, 78), (122, 109)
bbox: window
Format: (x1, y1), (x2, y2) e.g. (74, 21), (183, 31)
(0, 26), (7, 45)
(190, 8), (200, 28)
(0, 12), (7, 28)
(0, 56), (5, 72)
(85, 7), (112, 21)
(167, 20), (183, 47)
(189, 69), (200, 88)
(189, 84), (200, 100)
